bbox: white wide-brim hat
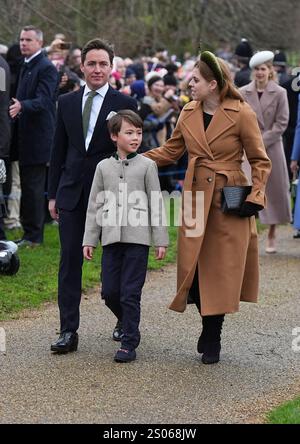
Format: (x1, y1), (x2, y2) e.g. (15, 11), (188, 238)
(249, 51), (274, 69)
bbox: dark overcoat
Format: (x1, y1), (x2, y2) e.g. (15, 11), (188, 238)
(16, 52), (59, 166)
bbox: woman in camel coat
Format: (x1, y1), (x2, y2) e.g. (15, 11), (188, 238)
(240, 51), (291, 253)
(144, 52), (271, 364)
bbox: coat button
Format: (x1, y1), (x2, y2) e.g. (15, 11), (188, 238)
(120, 176), (123, 179)
(207, 177), (213, 183)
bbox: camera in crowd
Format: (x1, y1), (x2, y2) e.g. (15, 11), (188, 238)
(57, 42), (72, 51)
(170, 94), (179, 102)
(0, 241), (20, 275)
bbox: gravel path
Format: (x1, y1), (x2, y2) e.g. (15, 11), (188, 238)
(0, 225), (299, 424)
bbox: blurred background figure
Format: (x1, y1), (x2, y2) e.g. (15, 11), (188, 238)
(48, 38), (80, 95)
(0, 44), (8, 58)
(67, 46), (85, 85)
(129, 79), (146, 106)
(139, 74), (180, 192)
(0, 53), (11, 239)
(9, 26), (59, 247)
(215, 38), (233, 62)
(273, 50), (290, 86)
(240, 50), (291, 254)
(3, 43), (23, 232)
(234, 38), (253, 87)
(290, 94), (300, 238)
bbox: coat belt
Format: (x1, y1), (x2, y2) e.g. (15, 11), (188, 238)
(184, 157), (242, 190)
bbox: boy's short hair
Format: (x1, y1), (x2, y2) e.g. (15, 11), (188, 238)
(107, 110), (143, 135)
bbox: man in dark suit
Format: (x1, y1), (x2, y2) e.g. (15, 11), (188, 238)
(9, 26), (58, 247)
(0, 55), (11, 239)
(48, 39), (137, 353)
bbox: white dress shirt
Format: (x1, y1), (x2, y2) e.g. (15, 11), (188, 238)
(82, 83), (109, 150)
(25, 49), (42, 63)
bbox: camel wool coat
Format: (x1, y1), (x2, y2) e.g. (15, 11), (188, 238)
(144, 98), (271, 315)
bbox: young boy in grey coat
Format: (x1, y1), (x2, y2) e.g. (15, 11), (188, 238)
(83, 110), (169, 362)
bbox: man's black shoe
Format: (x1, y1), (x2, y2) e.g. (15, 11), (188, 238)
(51, 332), (78, 354)
(112, 320), (124, 341)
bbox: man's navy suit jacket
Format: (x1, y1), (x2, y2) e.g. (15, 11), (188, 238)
(16, 52), (59, 166)
(48, 85), (137, 210)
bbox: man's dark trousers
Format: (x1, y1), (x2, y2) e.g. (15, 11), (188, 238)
(58, 193), (87, 333)
(101, 243), (149, 351)
(19, 164), (47, 243)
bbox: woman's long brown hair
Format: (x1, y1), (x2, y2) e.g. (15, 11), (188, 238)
(194, 58), (244, 102)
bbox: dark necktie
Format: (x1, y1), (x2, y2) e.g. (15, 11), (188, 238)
(82, 90), (98, 140)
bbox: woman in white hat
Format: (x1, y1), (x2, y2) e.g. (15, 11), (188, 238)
(240, 51), (291, 253)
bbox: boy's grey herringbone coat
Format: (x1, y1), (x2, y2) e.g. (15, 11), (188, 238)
(83, 155), (169, 248)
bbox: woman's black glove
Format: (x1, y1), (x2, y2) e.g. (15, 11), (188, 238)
(239, 202), (263, 218)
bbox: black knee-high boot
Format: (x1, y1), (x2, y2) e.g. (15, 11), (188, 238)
(197, 314), (224, 364)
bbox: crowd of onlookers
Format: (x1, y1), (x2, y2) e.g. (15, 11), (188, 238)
(0, 31), (300, 246)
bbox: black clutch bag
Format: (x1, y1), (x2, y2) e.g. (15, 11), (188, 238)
(221, 186), (252, 215)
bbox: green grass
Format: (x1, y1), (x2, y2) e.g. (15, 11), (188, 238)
(267, 397), (300, 424)
(0, 223), (178, 321)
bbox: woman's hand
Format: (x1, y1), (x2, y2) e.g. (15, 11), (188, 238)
(155, 246), (167, 260)
(83, 246), (94, 260)
(239, 202), (263, 218)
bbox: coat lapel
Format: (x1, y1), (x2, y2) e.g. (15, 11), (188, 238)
(243, 81), (265, 128)
(72, 87), (86, 154)
(259, 80), (277, 113)
(181, 101), (214, 159)
(205, 99), (237, 145)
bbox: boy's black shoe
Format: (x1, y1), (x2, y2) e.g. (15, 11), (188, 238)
(114, 348), (136, 363)
(50, 332), (78, 353)
(112, 320), (124, 341)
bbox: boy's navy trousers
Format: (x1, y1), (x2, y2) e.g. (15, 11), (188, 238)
(101, 243), (149, 351)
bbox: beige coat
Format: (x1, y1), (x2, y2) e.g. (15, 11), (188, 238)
(83, 155), (169, 248)
(144, 98), (271, 315)
(240, 80), (291, 225)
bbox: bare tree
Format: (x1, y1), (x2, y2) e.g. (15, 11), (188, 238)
(0, 0), (299, 57)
